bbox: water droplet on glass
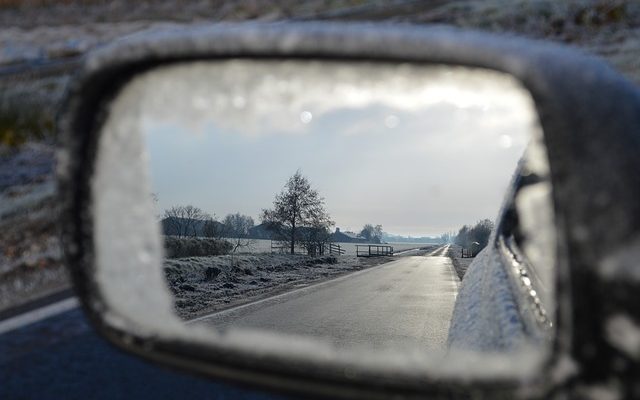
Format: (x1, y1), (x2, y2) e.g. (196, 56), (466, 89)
(384, 115), (399, 128)
(192, 96), (208, 110)
(138, 251), (151, 264)
(232, 96), (246, 109)
(300, 111), (313, 124)
(499, 134), (513, 149)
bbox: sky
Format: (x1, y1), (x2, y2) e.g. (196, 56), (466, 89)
(128, 60), (539, 237)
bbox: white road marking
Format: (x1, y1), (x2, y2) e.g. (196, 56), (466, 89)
(427, 244), (449, 257)
(0, 297), (79, 335)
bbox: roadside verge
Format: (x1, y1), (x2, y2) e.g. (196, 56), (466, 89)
(447, 244), (475, 281)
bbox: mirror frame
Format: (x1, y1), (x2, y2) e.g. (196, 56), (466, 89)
(58, 22), (640, 398)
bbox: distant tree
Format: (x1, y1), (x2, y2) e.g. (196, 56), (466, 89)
(454, 225), (471, 249)
(220, 213), (255, 266)
(454, 219), (494, 254)
(162, 205), (210, 237)
(439, 231), (455, 244)
(359, 224), (384, 243)
(202, 216), (223, 239)
(373, 224), (383, 243)
(469, 219), (494, 249)
(299, 225), (332, 256)
(222, 213), (255, 252)
(262, 170), (333, 255)
(359, 224), (375, 241)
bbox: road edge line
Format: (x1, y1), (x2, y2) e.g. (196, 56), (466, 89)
(0, 297), (79, 335)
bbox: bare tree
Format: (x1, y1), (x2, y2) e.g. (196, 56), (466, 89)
(454, 219), (494, 253)
(470, 219), (494, 249)
(359, 224), (384, 243)
(162, 205), (211, 237)
(202, 216), (223, 239)
(220, 213), (255, 268)
(373, 224), (384, 243)
(299, 225), (333, 256)
(454, 225), (471, 249)
(262, 170), (333, 255)
(221, 213), (255, 253)
(439, 231), (455, 244)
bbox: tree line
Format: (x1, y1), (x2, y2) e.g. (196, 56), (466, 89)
(161, 170), (392, 257)
(453, 219), (494, 254)
(162, 205), (255, 253)
(161, 170), (490, 258)
(160, 170), (332, 256)
(162, 206), (254, 239)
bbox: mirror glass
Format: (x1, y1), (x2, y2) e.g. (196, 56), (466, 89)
(92, 60), (554, 373)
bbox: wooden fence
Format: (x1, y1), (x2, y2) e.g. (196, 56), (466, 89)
(328, 243), (345, 256)
(356, 245), (394, 257)
(271, 240), (345, 257)
(460, 248), (475, 258)
(270, 240), (290, 254)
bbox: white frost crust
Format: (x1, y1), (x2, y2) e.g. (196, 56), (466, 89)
(124, 60), (535, 139)
(93, 78), (185, 335)
(448, 248), (528, 351)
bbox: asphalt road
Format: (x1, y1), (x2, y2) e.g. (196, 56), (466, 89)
(194, 246), (459, 350)
(0, 245), (457, 399)
(0, 305), (290, 400)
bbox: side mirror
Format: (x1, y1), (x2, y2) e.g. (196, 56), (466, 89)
(58, 23), (640, 398)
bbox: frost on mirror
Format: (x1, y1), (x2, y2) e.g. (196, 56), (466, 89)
(94, 60), (554, 363)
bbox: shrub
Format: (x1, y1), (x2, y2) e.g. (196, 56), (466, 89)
(454, 219), (494, 254)
(164, 236), (232, 258)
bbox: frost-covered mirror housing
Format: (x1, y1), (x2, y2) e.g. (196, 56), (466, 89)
(58, 23), (640, 399)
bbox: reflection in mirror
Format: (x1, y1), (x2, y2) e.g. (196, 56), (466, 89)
(95, 60), (553, 365)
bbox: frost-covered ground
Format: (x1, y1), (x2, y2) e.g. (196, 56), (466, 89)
(164, 252), (409, 320)
(0, 142), (65, 312)
(1, 1), (639, 82)
(447, 244), (475, 280)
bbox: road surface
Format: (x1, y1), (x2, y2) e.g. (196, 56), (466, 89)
(193, 245), (459, 350)
(0, 297), (287, 400)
